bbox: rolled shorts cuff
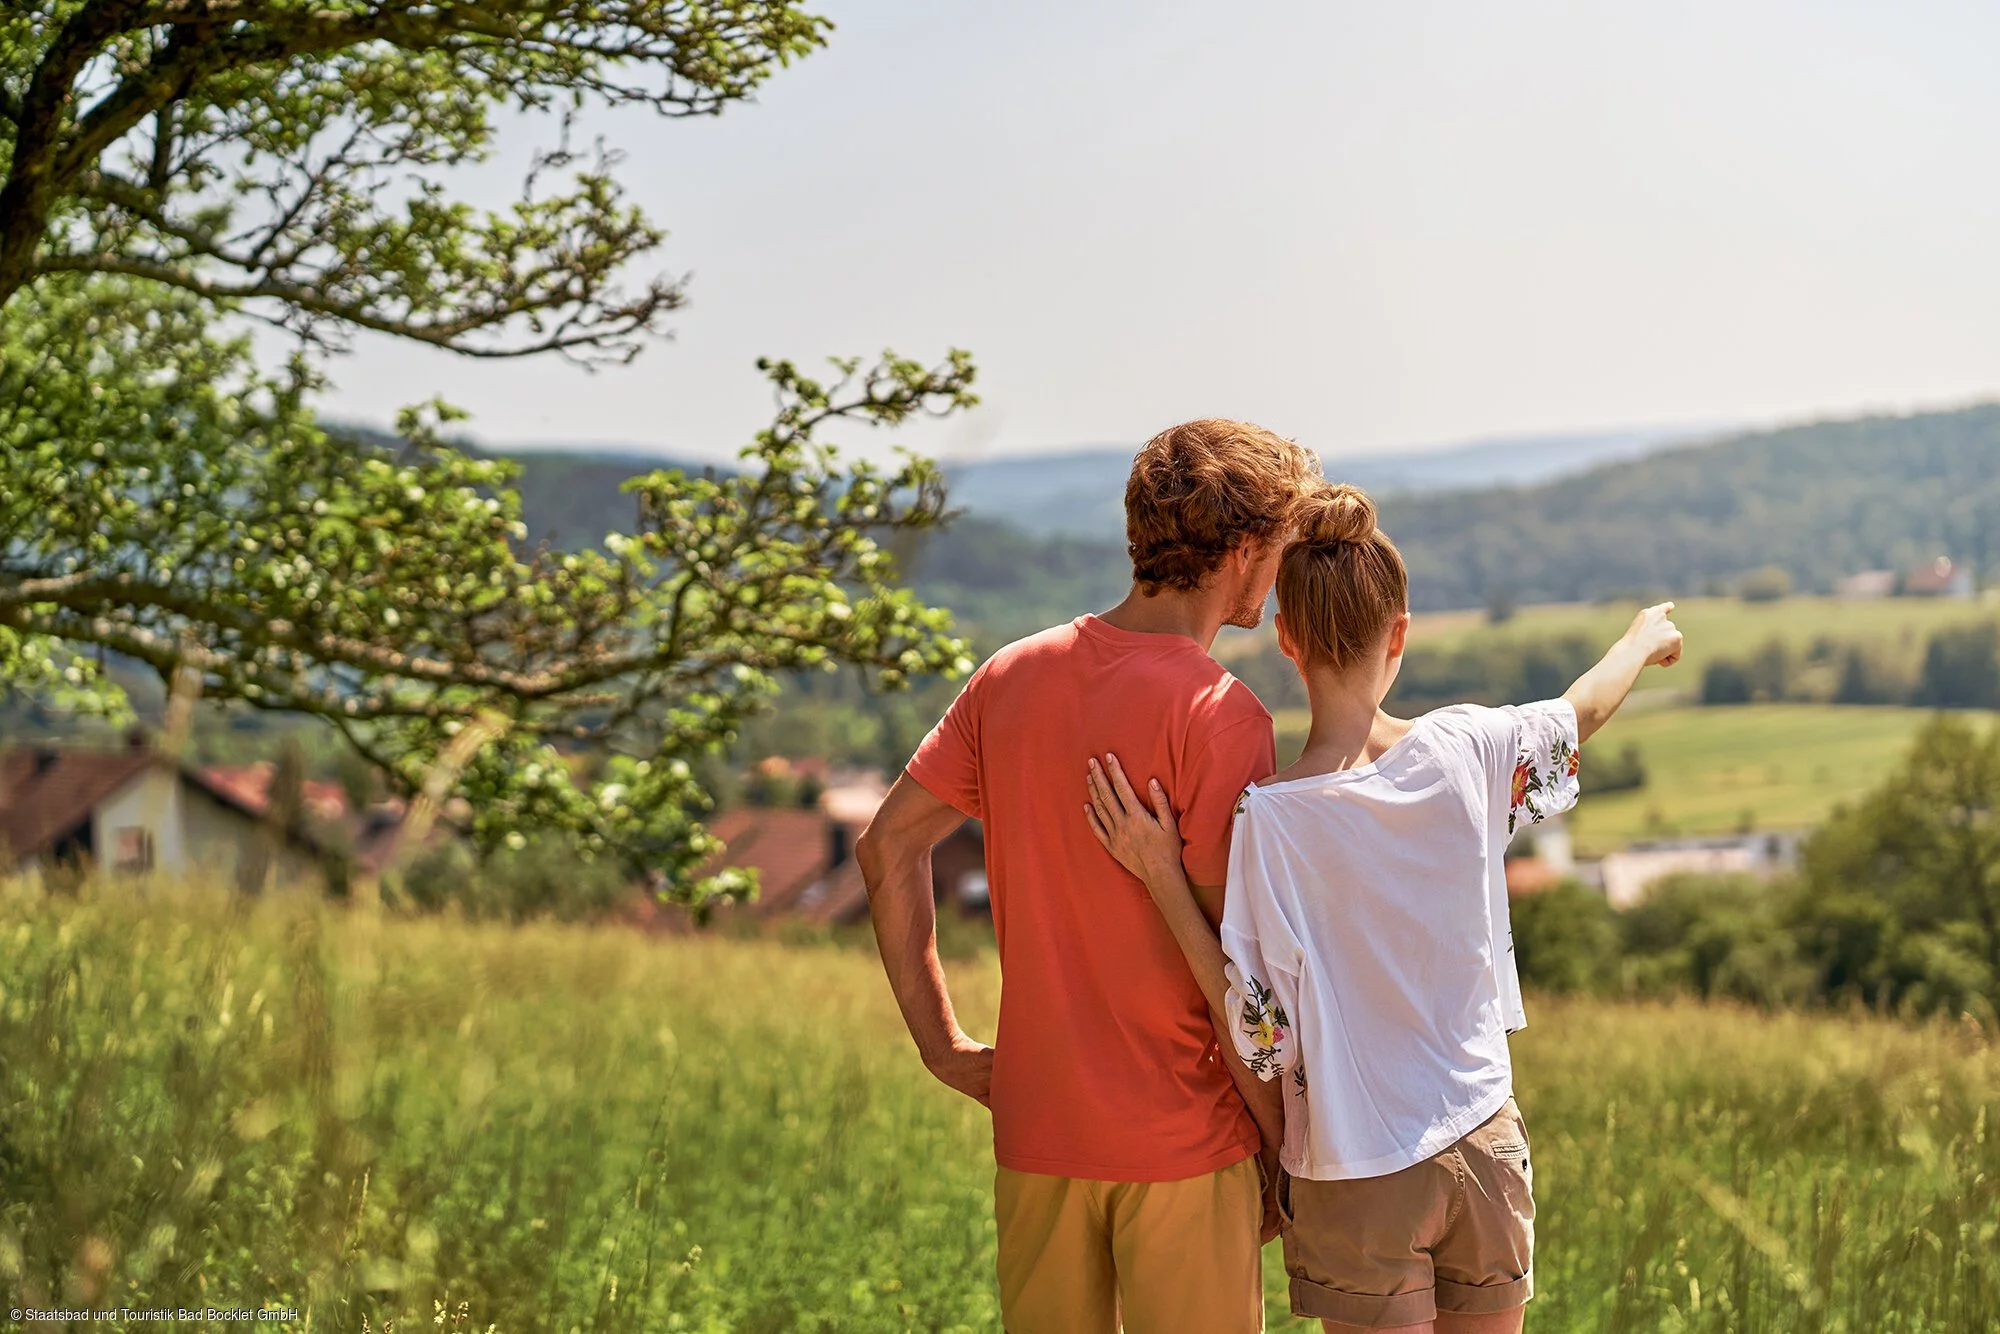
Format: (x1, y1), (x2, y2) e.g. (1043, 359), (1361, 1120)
(1437, 1271), (1534, 1316)
(1288, 1275), (1436, 1328)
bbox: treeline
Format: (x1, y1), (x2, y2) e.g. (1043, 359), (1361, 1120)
(1513, 716), (2000, 1021)
(1701, 620), (2000, 708)
(451, 403), (2000, 635)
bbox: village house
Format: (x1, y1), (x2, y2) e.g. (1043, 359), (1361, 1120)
(625, 763), (986, 932)
(1586, 831), (1802, 909)
(1901, 557), (1975, 599)
(0, 740), (332, 890)
(1838, 559), (1975, 600)
(1502, 817), (1802, 909)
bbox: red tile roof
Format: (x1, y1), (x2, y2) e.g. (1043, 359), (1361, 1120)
(200, 764), (351, 822)
(0, 746), (152, 864)
(700, 806), (840, 917)
(1504, 856), (1562, 897)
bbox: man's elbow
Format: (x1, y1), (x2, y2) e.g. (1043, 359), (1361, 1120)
(856, 819), (902, 897)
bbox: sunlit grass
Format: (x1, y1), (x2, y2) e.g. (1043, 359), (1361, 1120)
(1, 879), (1995, 1331)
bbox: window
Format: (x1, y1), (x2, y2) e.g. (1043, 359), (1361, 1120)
(114, 826), (155, 872)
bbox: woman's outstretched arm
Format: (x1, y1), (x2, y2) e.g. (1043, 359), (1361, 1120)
(1565, 601), (1685, 742)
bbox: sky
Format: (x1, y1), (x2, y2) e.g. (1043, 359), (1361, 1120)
(315, 0), (2000, 466)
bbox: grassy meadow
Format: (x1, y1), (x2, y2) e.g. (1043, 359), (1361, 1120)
(1400, 595), (1998, 688)
(2, 878), (1997, 1332)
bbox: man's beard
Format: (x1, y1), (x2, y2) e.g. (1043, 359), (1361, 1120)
(1224, 589), (1269, 630)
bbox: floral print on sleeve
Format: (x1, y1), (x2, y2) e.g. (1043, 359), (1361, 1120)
(1507, 705), (1582, 834)
(1223, 960), (1296, 1082)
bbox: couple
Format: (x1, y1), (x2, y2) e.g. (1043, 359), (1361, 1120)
(857, 420), (1682, 1332)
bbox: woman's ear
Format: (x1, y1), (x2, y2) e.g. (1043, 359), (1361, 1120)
(1386, 612), (1411, 661)
(1275, 610), (1301, 666)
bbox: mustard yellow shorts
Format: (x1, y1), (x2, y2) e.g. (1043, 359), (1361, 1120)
(1279, 1098), (1535, 1328)
(994, 1155), (1265, 1334)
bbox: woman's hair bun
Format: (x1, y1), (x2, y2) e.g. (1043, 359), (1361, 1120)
(1296, 483), (1378, 546)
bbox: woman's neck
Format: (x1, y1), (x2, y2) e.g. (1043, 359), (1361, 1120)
(1271, 667), (1410, 781)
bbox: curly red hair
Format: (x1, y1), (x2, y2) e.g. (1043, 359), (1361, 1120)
(1125, 419), (1321, 594)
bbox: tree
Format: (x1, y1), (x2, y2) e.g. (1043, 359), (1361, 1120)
(1914, 621), (2000, 709)
(1832, 645), (1898, 705)
(0, 1), (829, 356)
(1797, 715), (2000, 1013)
(0, 2), (980, 905)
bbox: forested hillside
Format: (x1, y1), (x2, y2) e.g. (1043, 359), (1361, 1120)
(341, 400), (2000, 633)
(1384, 404), (2000, 611)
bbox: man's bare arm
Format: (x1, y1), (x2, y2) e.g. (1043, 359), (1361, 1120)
(856, 774), (994, 1105)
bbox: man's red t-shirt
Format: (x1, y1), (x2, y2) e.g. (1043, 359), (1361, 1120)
(906, 614), (1275, 1181)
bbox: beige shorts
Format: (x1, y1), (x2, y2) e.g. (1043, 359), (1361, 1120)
(1279, 1097), (1535, 1328)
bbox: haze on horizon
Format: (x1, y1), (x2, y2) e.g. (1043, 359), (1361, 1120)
(317, 0), (2000, 466)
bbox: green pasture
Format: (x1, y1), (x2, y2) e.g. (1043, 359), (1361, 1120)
(1271, 703), (1956, 856)
(1223, 594), (1996, 691)
(2, 880), (1996, 1332)
(1563, 704), (1977, 854)
(1411, 595), (1996, 688)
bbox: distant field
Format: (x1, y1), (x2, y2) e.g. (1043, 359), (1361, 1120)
(1563, 704), (1970, 853)
(1269, 703), (1963, 855)
(1413, 594), (1996, 683)
(1221, 594), (1997, 693)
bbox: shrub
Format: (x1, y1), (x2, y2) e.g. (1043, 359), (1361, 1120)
(1579, 743), (1646, 797)
(394, 835), (631, 923)
(1701, 658), (1754, 705)
(1738, 566), (1794, 602)
(1512, 881), (1619, 993)
(1794, 714), (2000, 1016)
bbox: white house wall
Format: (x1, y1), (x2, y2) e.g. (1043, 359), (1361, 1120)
(92, 767), (188, 873)
(88, 766), (322, 890)
(182, 787), (322, 890)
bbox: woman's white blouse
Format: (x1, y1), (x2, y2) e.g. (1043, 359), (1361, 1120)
(1220, 700), (1581, 1181)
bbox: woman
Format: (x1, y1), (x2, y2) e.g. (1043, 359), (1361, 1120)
(1083, 483), (1682, 1332)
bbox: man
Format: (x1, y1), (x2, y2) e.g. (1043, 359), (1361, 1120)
(857, 419), (1321, 1333)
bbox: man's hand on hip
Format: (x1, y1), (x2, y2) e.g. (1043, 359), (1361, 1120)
(925, 1034), (997, 1106)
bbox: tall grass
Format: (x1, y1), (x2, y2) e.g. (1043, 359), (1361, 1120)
(1, 877), (1994, 1331)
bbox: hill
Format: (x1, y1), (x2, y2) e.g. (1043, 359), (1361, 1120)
(334, 400), (2000, 635)
(882, 402), (2000, 628)
(1385, 402), (2000, 611)
(943, 423), (1716, 542)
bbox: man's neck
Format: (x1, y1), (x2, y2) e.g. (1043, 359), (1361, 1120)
(1097, 584), (1230, 652)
